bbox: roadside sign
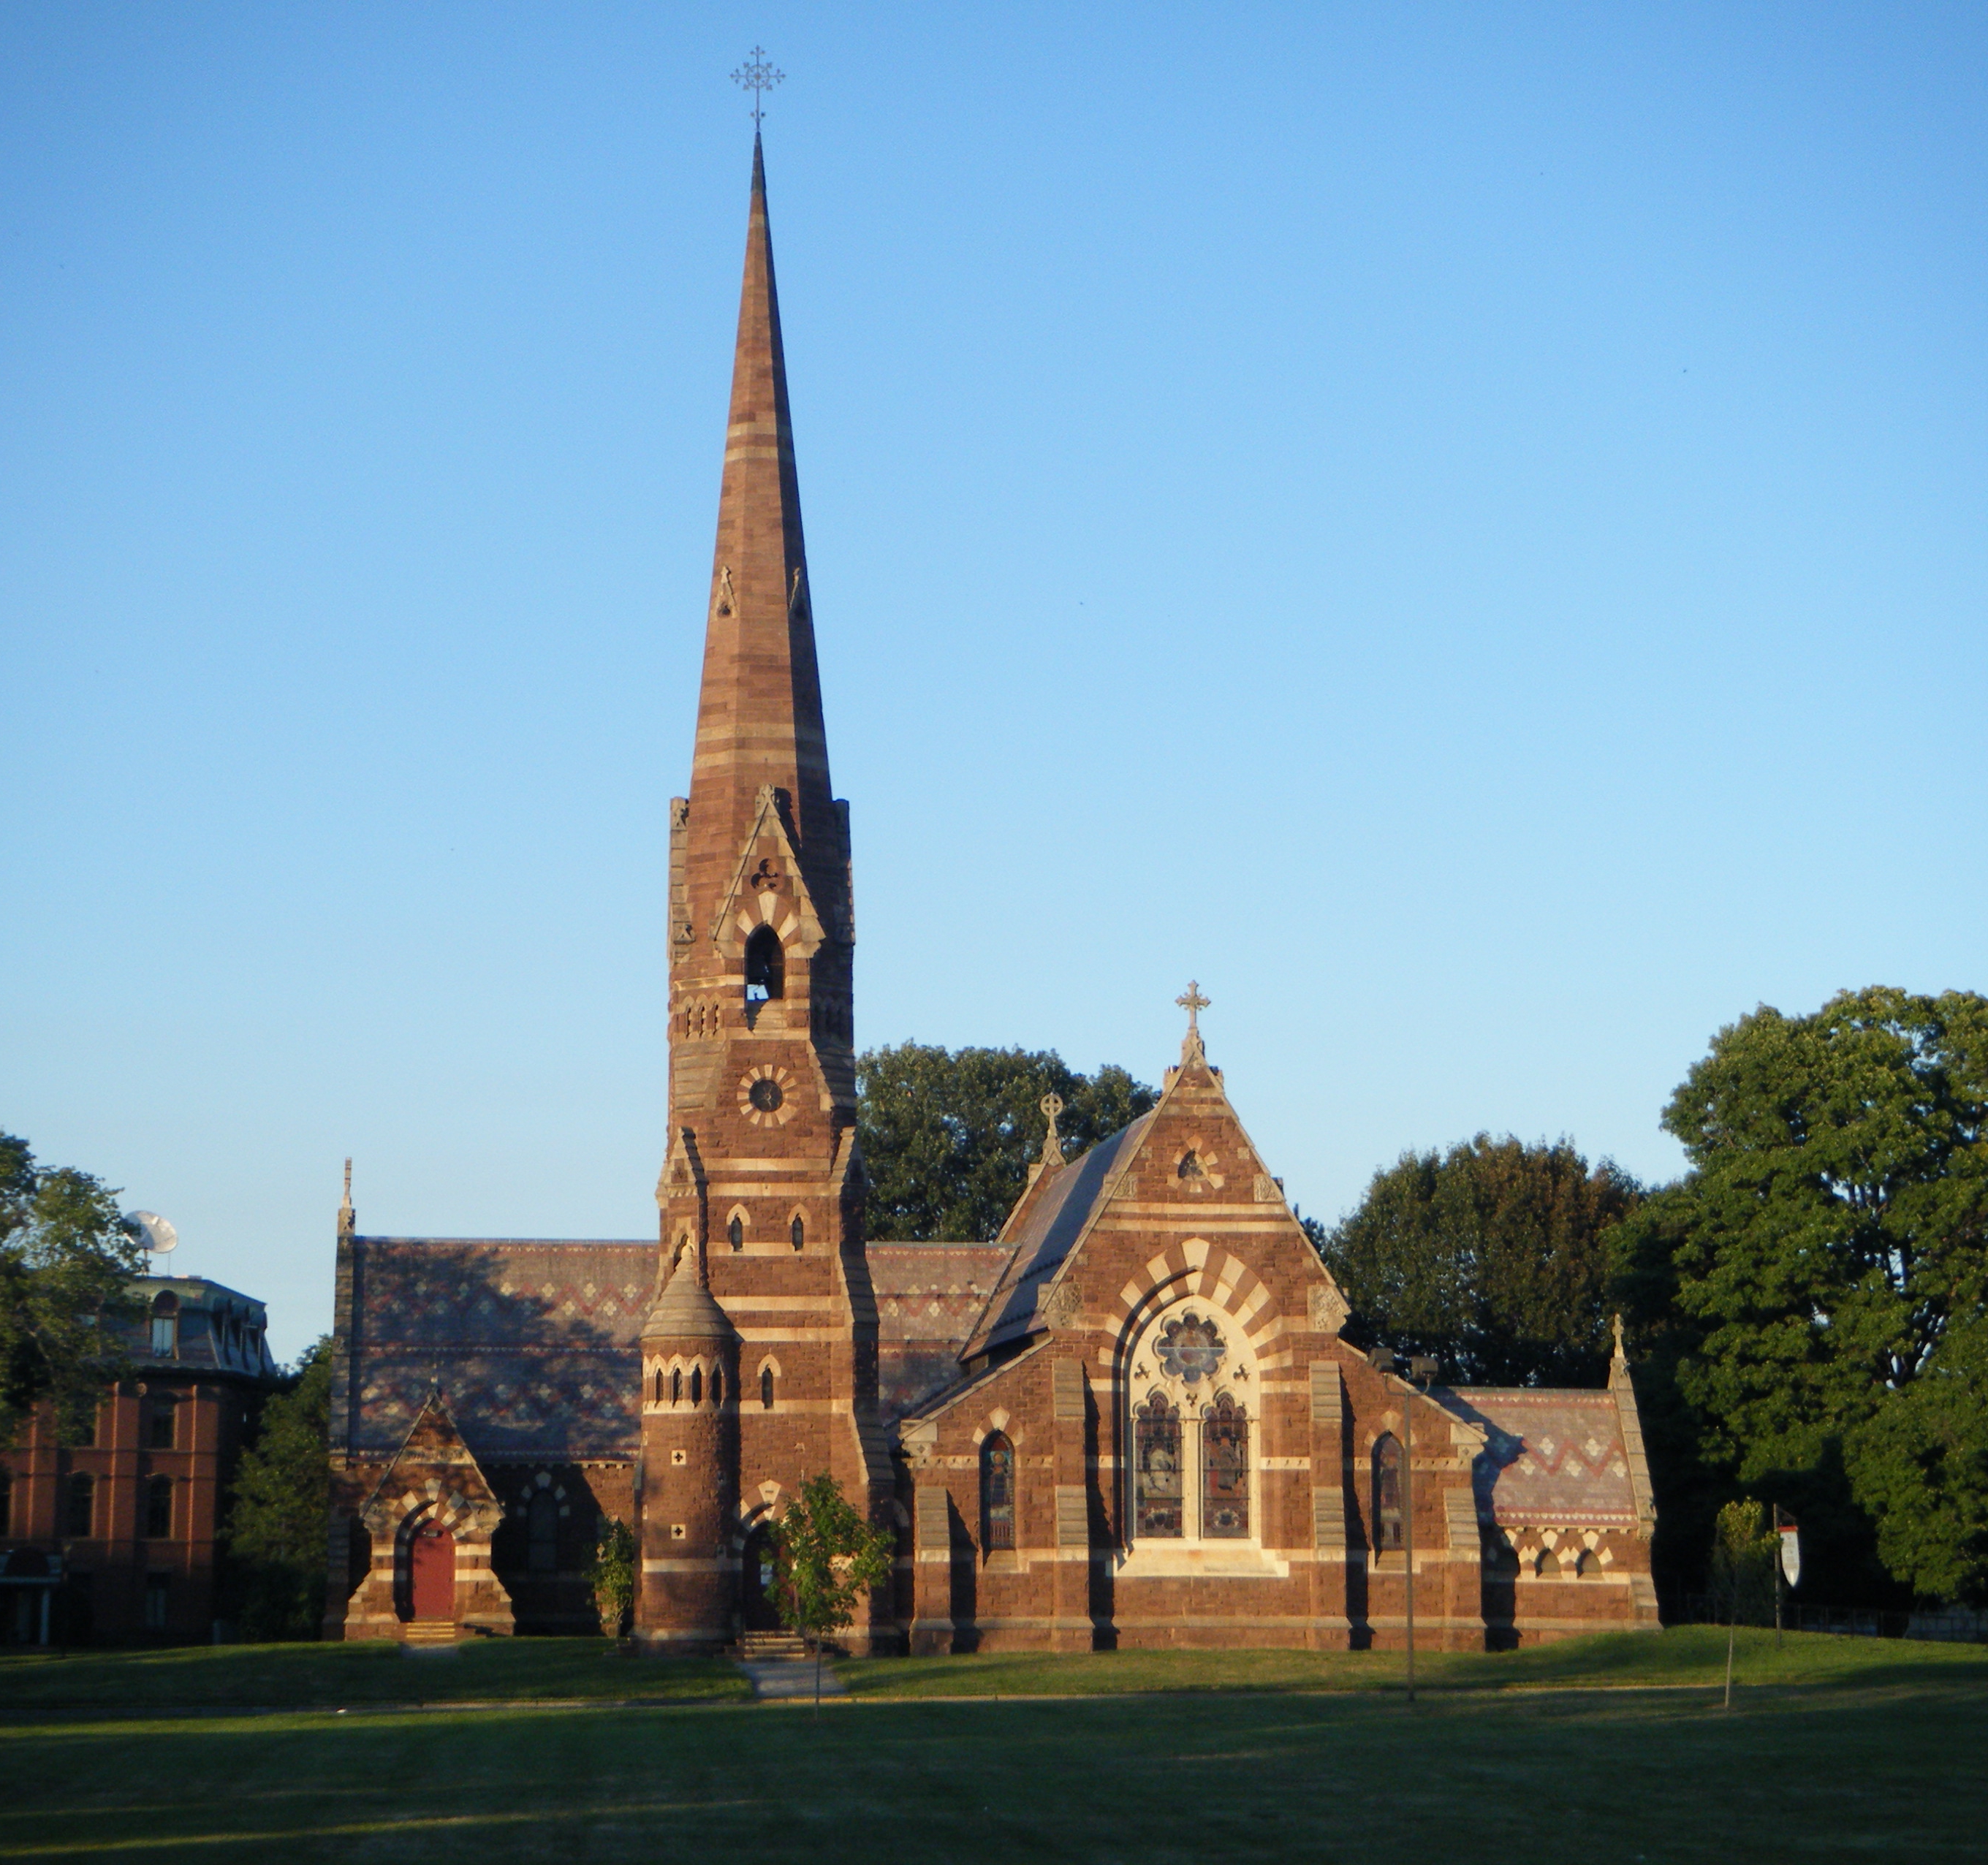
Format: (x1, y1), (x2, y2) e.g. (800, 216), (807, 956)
(1780, 1519), (1801, 1588)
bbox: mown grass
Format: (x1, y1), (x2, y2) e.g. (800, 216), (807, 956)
(838, 1622), (1988, 1697)
(0, 1638), (747, 1710)
(1, 1660), (1983, 1861)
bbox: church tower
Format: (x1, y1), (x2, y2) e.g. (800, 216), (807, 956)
(637, 136), (884, 1649)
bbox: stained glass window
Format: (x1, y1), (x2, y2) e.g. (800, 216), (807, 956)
(982, 1432), (1015, 1551)
(1154, 1312), (1226, 1387)
(1134, 1393), (1183, 1538)
(1373, 1434), (1403, 1551)
(1201, 1394), (1249, 1538)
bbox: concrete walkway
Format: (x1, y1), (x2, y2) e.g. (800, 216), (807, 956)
(735, 1656), (846, 1701)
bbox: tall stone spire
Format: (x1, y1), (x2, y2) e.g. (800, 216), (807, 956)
(691, 134), (838, 873)
(640, 133), (879, 1652)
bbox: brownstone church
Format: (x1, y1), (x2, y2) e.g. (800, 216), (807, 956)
(325, 140), (1660, 1652)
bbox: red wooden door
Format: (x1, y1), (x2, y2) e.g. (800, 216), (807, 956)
(409, 1521), (455, 1619)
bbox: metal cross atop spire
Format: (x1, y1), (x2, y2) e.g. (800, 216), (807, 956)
(732, 45), (784, 128)
(1176, 980), (1210, 1038)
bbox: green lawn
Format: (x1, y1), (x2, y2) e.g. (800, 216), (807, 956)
(0, 1632), (1982, 1861)
(0, 1638), (748, 1710)
(840, 1622), (1988, 1696)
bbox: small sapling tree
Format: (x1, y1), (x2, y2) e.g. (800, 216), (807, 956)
(1711, 1498), (1779, 1709)
(762, 1472), (894, 1704)
(586, 1516), (637, 1640)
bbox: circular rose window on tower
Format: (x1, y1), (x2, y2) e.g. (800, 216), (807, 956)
(738, 1064), (797, 1126)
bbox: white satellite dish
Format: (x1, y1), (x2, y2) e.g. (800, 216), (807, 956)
(132, 1211), (178, 1256)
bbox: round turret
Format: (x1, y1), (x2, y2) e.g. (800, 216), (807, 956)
(637, 1251), (740, 1651)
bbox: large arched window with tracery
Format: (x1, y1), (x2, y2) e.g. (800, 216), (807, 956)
(1202, 1394), (1250, 1538)
(1133, 1393), (1183, 1538)
(981, 1432), (1015, 1551)
(1372, 1433), (1403, 1551)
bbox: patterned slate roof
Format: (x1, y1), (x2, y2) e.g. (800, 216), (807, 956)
(867, 1244), (1010, 1421)
(1443, 1388), (1639, 1530)
(345, 1237), (1011, 1456)
(345, 1238), (653, 1460)
(962, 1116), (1154, 1360)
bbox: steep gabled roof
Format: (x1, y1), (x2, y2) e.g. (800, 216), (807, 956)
(959, 1114), (1155, 1361)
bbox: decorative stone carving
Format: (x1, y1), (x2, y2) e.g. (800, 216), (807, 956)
(1044, 1279), (1082, 1328)
(1308, 1283), (1351, 1336)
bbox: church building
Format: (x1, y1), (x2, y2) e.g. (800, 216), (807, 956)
(324, 139), (1660, 1652)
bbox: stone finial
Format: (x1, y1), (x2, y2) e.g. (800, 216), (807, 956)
(338, 1158), (354, 1239)
(1039, 1092), (1066, 1169)
(1612, 1312), (1628, 1363)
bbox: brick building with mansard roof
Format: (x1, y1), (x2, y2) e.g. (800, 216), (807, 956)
(1, 1275), (279, 1646)
(324, 137), (1660, 1650)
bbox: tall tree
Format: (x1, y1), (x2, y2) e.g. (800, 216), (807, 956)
(224, 1336), (333, 1639)
(1618, 987), (1988, 1603)
(1318, 1134), (1642, 1386)
(857, 1045), (1158, 1242)
(0, 1131), (144, 1445)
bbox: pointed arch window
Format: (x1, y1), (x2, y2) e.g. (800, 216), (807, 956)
(790, 1215), (805, 1251)
(712, 1367), (724, 1408)
(1133, 1393), (1183, 1538)
(1373, 1434), (1403, 1551)
(527, 1491), (559, 1573)
(727, 1215), (744, 1250)
(760, 1365), (775, 1410)
(688, 1367), (703, 1407)
(744, 926), (784, 1003)
(1201, 1394), (1250, 1538)
(653, 1367), (665, 1404)
(671, 1367), (683, 1406)
(981, 1432), (1016, 1551)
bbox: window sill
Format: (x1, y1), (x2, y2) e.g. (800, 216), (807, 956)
(1115, 1543), (1290, 1581)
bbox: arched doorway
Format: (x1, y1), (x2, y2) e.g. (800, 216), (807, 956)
(408, 1518), (456, 1622)
(740, 1523), (782, 1632)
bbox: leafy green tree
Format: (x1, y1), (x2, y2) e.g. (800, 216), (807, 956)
(1617, 987), (1988, 1603)
(1316, 1134), (1642, 1386)
(585, 1516), (638, 1638)
(761, 1472), (895, 1702)
(0, 1131), (144, 1446)
(224, 1337), (332, 1639)
(857, 1044), (1158, 1242)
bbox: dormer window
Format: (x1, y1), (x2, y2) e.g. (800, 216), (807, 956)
(150, 1293), (178, 1358)
(744, 926), (784, 1004)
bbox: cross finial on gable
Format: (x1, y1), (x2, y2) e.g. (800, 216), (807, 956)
(1176, 979), (1210, 1038)
(1039, 1092), (1066, 1167)
(1612, 1313), (1628, 1362)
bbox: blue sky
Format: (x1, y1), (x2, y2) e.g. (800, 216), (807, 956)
(4, 4), (1984, 1362)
